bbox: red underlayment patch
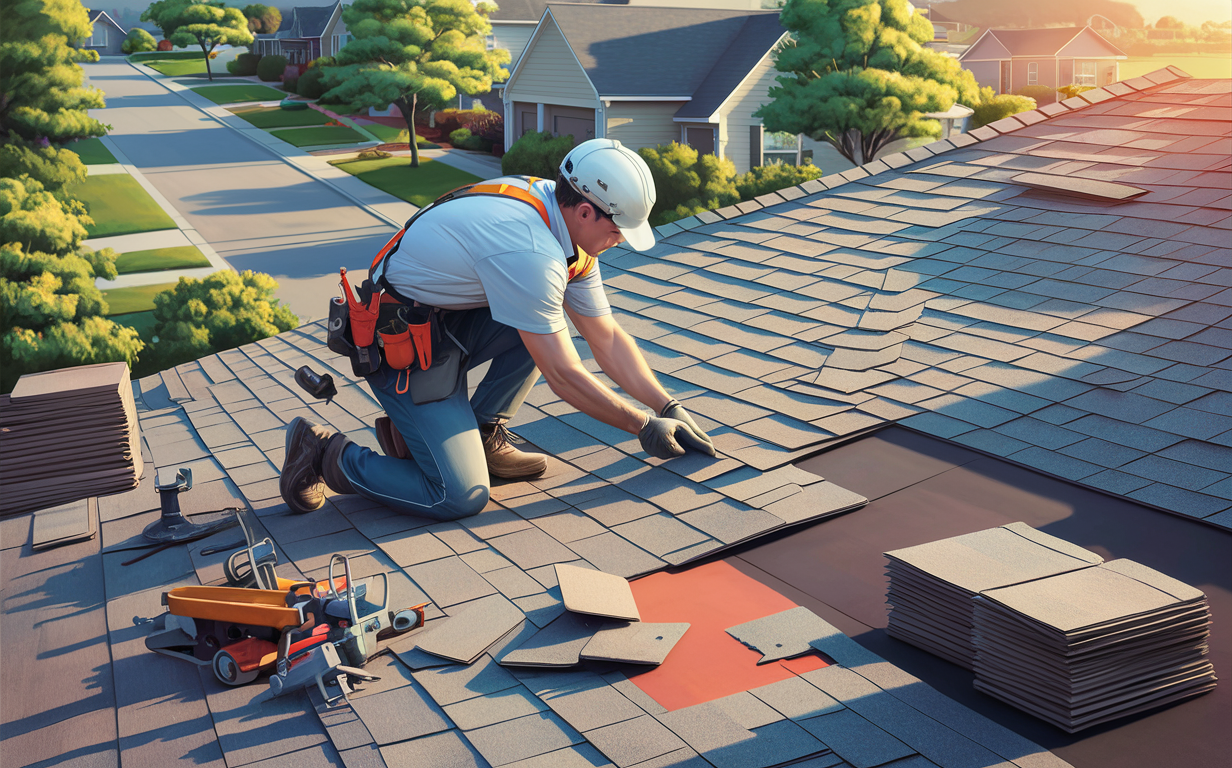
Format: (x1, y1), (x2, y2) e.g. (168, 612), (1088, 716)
(627, 560), (827, 711)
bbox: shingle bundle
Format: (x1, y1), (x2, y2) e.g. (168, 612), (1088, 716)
(0, 362), (143, 516)
(973, 559), (1217, 732)
(884, 522), (1104, 669)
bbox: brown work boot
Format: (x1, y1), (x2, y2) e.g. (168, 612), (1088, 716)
(321, 433), (356, 495)
(479, 421), (547, 480)
(280, 417), (333, 513)
(375, 416), (410, 460)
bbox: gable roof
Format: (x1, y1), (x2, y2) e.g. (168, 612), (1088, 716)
(545, 3), (785, 104)
(290, 3), (337, 38)
(87, 9), (125, 32)
(961, 26), (1125, 60)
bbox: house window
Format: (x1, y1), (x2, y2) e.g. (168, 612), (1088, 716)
(763, 130), (801, 165)
(333, 33), (350, 53)
(485, 34), (496, 51)
(1075, 61), (1097, 86)
(88, 24), (107, 46)
(1027, 62), (1038, 85)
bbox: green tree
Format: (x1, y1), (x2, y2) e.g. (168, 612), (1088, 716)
(121, 27), (158, 53)
(970, 90), (1035, 129)
(0, 0), (108, 144)
(757, 0), (981, 165)
(735, 159), (823, 201)
(320, 0), (510, 167)
(1155, 15), (1184, 29)
(241, 3), (281, 33)
(142, 0), (253, 81)
(637, 142), (739, 226)
(0, 139), (86, 195)
(149, 270), (297, 369)
(0, 176), (142, 393)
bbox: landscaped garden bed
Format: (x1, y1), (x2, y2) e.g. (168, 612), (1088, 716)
(271, 125), (369, 147)
(145, 59), (209, 77)
(329, 156), (480, 207)
(115, 245), (211, 275)
(70, 175), (176, 238)
(193, 84), (288, 104)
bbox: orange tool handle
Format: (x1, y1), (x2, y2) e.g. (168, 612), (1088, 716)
(340, 268), (380, 348)
(409, 322), (432, 371)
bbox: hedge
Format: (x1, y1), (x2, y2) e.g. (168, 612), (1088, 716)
(227, 52), (261, 76)
(500, 131), (574, 179)
(256, 54), (287, 82)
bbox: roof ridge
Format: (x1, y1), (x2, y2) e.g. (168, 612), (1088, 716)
(652, 67), (1196, 238)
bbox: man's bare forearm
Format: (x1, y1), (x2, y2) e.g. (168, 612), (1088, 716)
(591, 327), (672, 415)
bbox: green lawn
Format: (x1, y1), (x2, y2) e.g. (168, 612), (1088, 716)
(116, 245), (211, 275)
(146, 59), (209, 76)
(70, 175), (176, 238)
(103, 283), (177, 315)
(230, 105), (331, 128)
(365, 123), (439, 147)
(330, 156), (481, 207)
(110, 310), (159, 338)
(67, 137), (116, 165)
(1121, 55), (1232, 80)
(193, 84), (287, 104)
(271, 125), (369, 147)
(129, 50), (206, 62)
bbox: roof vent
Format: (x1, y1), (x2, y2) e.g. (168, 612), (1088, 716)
(1011, 172), (1147, 202)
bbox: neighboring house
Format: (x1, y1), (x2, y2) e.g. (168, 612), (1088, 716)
(251, 1), (351, 66)
(83, 9), (126, 55)
(959, 26), (1126, 101)
(503, 4), (814, 174)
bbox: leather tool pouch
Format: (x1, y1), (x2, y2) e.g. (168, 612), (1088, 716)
(384, 310), (468, 405)
(328, 278), (381, 378)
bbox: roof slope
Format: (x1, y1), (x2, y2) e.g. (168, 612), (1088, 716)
(292, 4), (335, 38)
(490, 0), (622, 22)
(547, 3), (784, 98)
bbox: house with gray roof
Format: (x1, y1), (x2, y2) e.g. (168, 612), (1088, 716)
(251, 1), (351, 66)
(960, 26), (1127, 102)
(503, 4), (813, 173)
(82, 9), (126, 56)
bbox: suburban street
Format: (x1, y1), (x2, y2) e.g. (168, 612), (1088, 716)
(82, 59), (401, 320)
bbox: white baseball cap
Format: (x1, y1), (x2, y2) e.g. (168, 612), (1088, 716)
(560, 139), (657, 251)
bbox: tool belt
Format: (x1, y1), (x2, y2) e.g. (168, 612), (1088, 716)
(326, 176), (593, 402)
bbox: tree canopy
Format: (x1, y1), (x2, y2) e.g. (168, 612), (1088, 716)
(758, 0), (981, 165)
(242, 3), (281, 33)
(638, 143), (739, 226)
(0, 0), (107, 144)
(141, 0), (253, 80)
(320, 0), (510, 167)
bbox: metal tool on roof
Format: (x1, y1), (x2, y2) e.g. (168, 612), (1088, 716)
(142, 468), (237, 544)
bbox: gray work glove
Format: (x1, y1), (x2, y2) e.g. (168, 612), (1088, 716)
(638, 399), (716, 459)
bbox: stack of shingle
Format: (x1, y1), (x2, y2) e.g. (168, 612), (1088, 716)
(973, 559), (1217, 732)
(0, 362), (143, 516)
(884, 522), (1104, 669)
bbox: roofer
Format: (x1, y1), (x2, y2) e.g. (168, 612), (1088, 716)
(279, 138), (715, 520)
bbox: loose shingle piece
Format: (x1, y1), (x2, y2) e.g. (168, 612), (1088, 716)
(884, 522), (1104, 669)
(499, 611), (620, 668)
(580, 622), (689, 665)
(726, 606), (840, 664)
(556, 563), (641, 621)
(973, 559), (1216, 733)
(414, 593), (526, 664)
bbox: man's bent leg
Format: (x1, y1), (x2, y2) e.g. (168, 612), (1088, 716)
(336, 367), (490, 521)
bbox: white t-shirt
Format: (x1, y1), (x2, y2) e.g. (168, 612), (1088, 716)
(378, 177), (611, 335)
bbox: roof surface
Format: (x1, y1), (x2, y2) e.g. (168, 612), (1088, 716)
(490, 0), (623, 23)
(3, 68), (1230, 768)
(546, 4), (784, 99)
(292, 3), (336, 38)
(975, 26), (1121, 57)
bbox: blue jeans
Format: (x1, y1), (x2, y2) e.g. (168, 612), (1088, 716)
(337, 308), (539, 520)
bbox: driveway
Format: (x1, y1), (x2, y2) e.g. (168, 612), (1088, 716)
(83, 60), (400, 320)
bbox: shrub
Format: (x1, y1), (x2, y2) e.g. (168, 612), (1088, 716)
(449, 127), (485, 151)
(1056, 84), (1095, 100)
(735, 160), (823, 202)
(1015, 85), (1055, 104)
(282, 75), (299, 93)
(227, 51), (261, 76)
(637, 142), (738, 226)
(296, 67), (328, 99)
(464, 111), (503, 147)
(501, 131), (574, 178)
(157, 39), (173, 51)
(121, 28), (157, 54)
(358, 148), (391, 160)
(434, 109), (491, 137)
(256, 54), (287, 82)
(971, 92), (1035, 128)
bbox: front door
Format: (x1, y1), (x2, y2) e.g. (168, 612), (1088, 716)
(1000, 61), (1011, 94)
